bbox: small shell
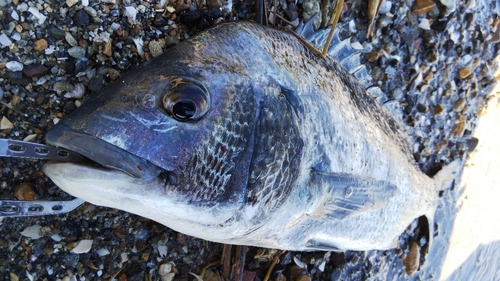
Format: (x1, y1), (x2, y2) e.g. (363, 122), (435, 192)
(14, 182), (36, 201)
(71, 239), (93, 254)
(1, 116), (13, 130)
(20, 225), (42, 239)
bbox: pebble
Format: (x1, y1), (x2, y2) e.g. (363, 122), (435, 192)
(28, 6), (47, 25)
(53, 81), (75, 94)
(165, 36), (180, 47)
(33, 39), (48, 51)
(83, 6), (97, 18)
(149, 40), (163, 57)
(66, 0), (78, 7)
(68, 46), (86, 58)
(17, 2), (28, 12)
(302, 0), (321, 30)
(108, 67), (121, 81)
(412, 0), (436, 15)
(459, 67), (472, 79)
(71, 239), (93, 254)
(20, 224), (43, 239)
(366, 49), (383, 62)
(74, 9), (90, 26)
(1, 116), (14, 129)
(161, 273), (175, 281)
(418, 19), (431, 30)
(103, 40), (112, 56)
(453, 98), (466, 112)
(158, 262), (172, 276)
(51, 233), (62, 242)
(125, 6), (137, 22)
(404, 241), (420, 275)
(48, 26), (66, 39)
(0, 33), (12, 47)
(14, 182), (36, 200)
(439, 0), (456, 16)
(65, 32), (78, 47)
(11, 10), (19, 20)
(6, 61), (24, 71)
(64, 83), (85, 99)
(9, 273), (19, 281)
(96, 248), (110, 256)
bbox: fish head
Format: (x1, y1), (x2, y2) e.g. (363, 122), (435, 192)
(44, 23), (268, 237)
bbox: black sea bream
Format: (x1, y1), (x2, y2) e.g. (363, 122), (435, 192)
(43, 21), (459, 251)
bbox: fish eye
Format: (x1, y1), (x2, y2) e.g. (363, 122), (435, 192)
(163, 83), (210, 122)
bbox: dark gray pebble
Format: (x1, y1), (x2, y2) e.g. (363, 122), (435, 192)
(74, 9), (90, 26)
(23, 64), (49, 77)
(165, 36), (180, 47)
(48, 26), (66, 39)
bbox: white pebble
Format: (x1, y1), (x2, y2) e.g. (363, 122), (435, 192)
(82, 0), (89, 6)
(166, 6), (175, 13)
(120, 252), (129, 263)
(45, 46), (56, 55)
(0, 33), (12, 47)
(125, 6), (137, 22)
(348, 19), (356, 33)
(64, 83), (85, 99)
(11, 32), (21, 41)
(158, 263), (172, 276)
(6, 61), (23, 71)
(11, 10), (19, 20)
(21, 224), (42, 239)
(157, 245), (168, 257)
(28, 7), (47, 25)
(96, 248), (110, 256)
(26, 270), (34, 281)
(72, 239), (93, 254)
(50, 233), (62, 242)
(351, 41), (363, 50)
(418, 19), (431, 30)
(17, 3), (28, 12)
(110, 22), (121, 31)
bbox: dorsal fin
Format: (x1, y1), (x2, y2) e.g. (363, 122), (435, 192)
(295, 15), (382, 102)
(295, 14), (408, 132)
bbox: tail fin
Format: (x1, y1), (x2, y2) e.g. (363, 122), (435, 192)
(418, 159), (462, 273)
(433, 159), (463, 192)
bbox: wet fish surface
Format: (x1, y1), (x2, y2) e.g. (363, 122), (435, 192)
(43, 21), (458, 251)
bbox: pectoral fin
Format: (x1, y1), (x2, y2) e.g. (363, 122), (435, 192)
(310, 170), (400, 219)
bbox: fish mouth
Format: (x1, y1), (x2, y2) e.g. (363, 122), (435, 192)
(45, 123), (162, 183)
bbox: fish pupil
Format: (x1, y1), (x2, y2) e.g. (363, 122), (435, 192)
(173, 100), (196, 120)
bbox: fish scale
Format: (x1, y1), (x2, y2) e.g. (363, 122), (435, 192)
(43, 21), (460, 252)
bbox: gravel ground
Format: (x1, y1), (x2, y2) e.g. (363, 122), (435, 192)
(0, 0), (499, 279)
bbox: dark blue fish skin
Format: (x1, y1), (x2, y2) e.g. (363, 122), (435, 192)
(44, 21), (457, 251)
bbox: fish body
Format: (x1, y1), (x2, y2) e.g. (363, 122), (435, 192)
(44, 21), (455, 251)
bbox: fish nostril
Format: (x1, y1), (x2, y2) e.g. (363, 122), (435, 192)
(140, 94), (157, 109)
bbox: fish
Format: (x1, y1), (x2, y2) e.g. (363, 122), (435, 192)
(43, 20), (460, 252)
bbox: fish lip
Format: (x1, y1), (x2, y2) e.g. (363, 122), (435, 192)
(45, 123), (162, 183)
